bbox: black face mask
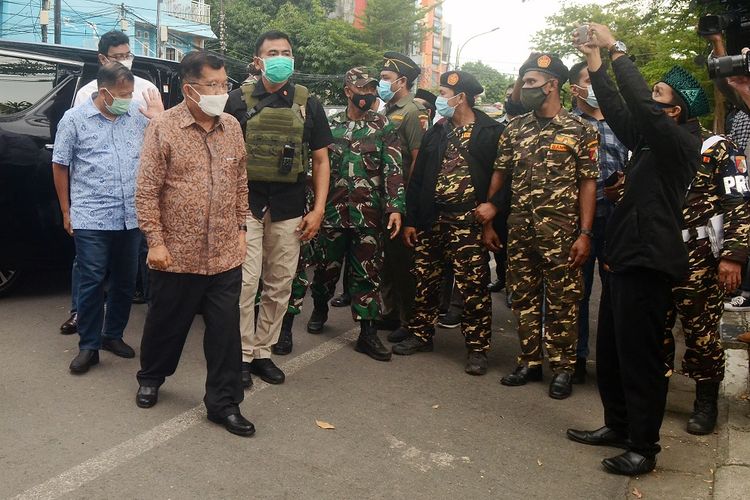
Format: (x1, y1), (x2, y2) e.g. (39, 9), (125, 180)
(351, 93), (377, 112)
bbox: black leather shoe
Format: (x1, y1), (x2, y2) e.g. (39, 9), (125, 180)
(132, 290), (147, 304)
(136, 385), (159, 408)
(549, 372), (573, 399)
(69, 350), (99, 374)
(437, 310), (461, 329)
(374, 318), (401, 331)
(355, 321), (392, 361)
(465, 351), (488, 376)
(207, 412), (256, 437)
(488, 279), (506, 293)
(60, 312), (78, 335)
(572, 358), (587, 384)
(602, 451), (656, 476)
(272, 314), (294, 356)
(330, 292), (351, 307)
(566, 426), (630, 449)
(249, 358), (285, 384)
(500, 364), (543, 386)
(307, 308), (328, 334)
(392, 334), (433, 355)
(386, 326), (409, 343)
(102, 338), (136, 358)
(241, 362), (253, 389)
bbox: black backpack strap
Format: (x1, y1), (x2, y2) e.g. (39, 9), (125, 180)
(245, 93), (282, 123)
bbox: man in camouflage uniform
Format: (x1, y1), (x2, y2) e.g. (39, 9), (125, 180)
(307, 67), (405, 361)
(664, 127), (750, 434)
(377, 51), (430, 342)
(493, 54), (599, 399)
(392, 70), (504, 376)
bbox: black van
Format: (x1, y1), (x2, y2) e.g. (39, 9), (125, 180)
(0, 40), (183, 296)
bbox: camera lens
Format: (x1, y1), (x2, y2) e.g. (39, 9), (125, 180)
(707, 54), (750, 79)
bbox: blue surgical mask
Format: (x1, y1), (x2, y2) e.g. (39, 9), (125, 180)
(584, 85), (599, 108)
(378, 78), (403, 102)
(435, 94), (459, 118)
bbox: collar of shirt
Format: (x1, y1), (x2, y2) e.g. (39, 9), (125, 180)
(84, 91), (135, 118)
(388, 94), (413, 111)
(252, 79), (294, 105)
(174, 101), (228, 131)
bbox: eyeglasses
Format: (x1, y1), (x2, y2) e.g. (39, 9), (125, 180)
(186, 81), (233, 92)
(107, 52), (134, 61)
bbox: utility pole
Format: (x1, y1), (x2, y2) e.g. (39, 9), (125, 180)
(119, 3), (128, 32)
(53, 0), (61, 43)
(219, 0), (226, 54)
(40, 0), (50, 43)
(156, 0), (164, 58)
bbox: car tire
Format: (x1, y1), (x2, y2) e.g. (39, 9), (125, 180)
(0, 268), (22, 297)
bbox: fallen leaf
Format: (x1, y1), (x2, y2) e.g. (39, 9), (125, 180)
(632, 487), (643, 499)
(315, 420), (335, 430)
(537, 459), (543, 466)
(432, 404), (440, 409)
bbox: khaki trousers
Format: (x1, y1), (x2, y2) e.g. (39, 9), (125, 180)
(239, 212), (302, 361)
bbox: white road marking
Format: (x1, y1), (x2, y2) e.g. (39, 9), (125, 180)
(386, 434), (471, 472)
(13, 328), (359, 500)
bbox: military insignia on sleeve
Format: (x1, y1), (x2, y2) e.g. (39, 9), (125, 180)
(419, 115), (429, 130)
(736, 155), (747, 174)
(549, 143), (568, 152)
(537, 55), (552, 68)
(589, 147), (598, 162)
(447, 73), (460, 85)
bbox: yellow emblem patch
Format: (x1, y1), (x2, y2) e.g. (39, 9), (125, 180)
(537, 55), (552, 68)
(554, 134), (578, 148)
(447, 73), (460, 85)
(550, 143), (568, 152)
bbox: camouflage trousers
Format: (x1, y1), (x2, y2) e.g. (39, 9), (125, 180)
(409, 222), (491, 352)
(311, 227), (383, 321)
(664, 243), (725, 381)
(507, 223), (583, 372)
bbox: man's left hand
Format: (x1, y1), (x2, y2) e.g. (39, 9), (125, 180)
(474, 202), (498, 225)
(238, 230), (247, 257)
(588, 23), (616, 49)
(718, 258), (742, 291)
(387, 212), (402, 239)
(139, 88), (165, 119)
(568, 235), (591, 268)
(297, 209), (323, 241)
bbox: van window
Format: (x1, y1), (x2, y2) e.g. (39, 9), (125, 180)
(0, 55), (57, 115)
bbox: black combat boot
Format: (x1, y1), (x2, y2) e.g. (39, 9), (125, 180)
(272, 313), (295, 355)
(687, 379), (720, 435)
(307, 302), (328, 334)
(355, 320), (392, 361)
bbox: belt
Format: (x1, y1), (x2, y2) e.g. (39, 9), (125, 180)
(682, 226), (708, 243)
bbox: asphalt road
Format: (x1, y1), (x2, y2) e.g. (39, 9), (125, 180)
(0, 268), (716, 499)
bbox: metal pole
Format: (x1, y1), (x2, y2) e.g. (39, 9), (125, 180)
(455, 27), (499, 70)
(53, 0), (61, 44)
(156, 0), (163, 58)
(219, 0), (226, 55)
(41, 0), (50, 43)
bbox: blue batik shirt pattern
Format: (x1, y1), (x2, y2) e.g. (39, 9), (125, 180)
(574, 109), (630, 216)
(52, 94), (149, 230)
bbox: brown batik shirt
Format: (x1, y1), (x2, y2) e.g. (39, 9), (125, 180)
(136, 102), (248, 275)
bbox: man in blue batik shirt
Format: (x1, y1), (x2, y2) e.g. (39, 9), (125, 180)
(52, 63), (163, 374)
(568, 61), (630, 384)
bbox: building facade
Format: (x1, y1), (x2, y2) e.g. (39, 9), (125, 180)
(0, 0), (215, 61)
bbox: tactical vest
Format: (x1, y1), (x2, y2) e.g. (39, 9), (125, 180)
(241, 82), (309, 183)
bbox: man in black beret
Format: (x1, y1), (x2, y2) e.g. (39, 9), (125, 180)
(392, 70), (505, 376)
(377, 51), (430, 342)
(490, 53), (599, 399)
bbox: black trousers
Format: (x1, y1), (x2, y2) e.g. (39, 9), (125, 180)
(137, 267), (244, 418)
(596, 268), (673, 458)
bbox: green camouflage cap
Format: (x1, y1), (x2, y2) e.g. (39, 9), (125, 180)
(660, 66), (710, 118)
(344, 67), (378, 87)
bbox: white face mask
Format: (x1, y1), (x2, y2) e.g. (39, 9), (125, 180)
(119, 58), (133, 70)
(187, 85), (228, 117)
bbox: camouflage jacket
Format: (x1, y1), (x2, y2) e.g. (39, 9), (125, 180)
(685, 136), (750, 263)
(495, 108), (599, 235)
(324, 110), (405, 229)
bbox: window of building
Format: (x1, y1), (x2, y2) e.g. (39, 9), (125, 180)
(432, 54), (440, 66)
(0, 56), (57, 115)
(166, 47), (176, 61)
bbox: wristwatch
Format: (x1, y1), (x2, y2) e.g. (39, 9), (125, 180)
(580, 228), (594, 238)
(609, 41), (627, 57)
(239, 224), (248, 232)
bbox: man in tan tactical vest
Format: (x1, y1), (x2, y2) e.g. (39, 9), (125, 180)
(225, 30), (332, 388)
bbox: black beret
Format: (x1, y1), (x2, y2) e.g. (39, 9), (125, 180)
(415, 88), (437, 107)
(381, 51), (421, 83)
(439, 71), (484, 97)
(519, 53), (569, 85)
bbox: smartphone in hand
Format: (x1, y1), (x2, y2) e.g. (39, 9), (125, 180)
(574, 25), (590, 46)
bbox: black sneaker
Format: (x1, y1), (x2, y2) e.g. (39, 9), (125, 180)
(392, 334), (434, 355)
(437, 310), (461, 329)
(386, 326), (409, 343)
(465, 351), (488, 375)
(725, 295), (750, 311)
(488, 279), (505, 293)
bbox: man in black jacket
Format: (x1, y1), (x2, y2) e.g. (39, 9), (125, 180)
(566, 24), (707, 476)
(391, 71), (504, 376)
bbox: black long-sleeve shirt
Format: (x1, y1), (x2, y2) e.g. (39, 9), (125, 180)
(589, 56), (701, 282)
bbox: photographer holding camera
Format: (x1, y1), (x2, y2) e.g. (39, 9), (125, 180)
(566, 23), (705, 476)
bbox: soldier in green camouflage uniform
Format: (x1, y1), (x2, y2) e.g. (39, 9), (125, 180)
(663, 132), (750, 434)
(494, 54), (599, 399)
(393, 70), (504, 376)
(307, 67), (405, 361)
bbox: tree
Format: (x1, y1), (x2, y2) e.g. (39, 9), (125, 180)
(359, 0), (434, 54)
(460, 61), (515, 104)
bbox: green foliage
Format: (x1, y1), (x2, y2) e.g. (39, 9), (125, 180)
(359, 0), (433, 54)
(460, 61), (515, 104)
(530, 0), (715, 125)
